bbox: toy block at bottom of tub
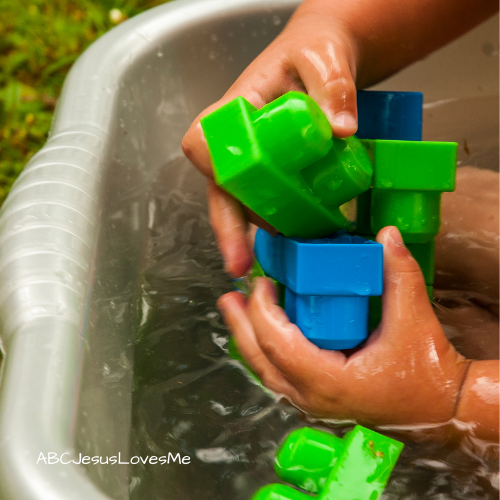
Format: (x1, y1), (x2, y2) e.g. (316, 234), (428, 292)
(361, 139), (457, 243)
(254, 229), (383, 350)
(251, 425), (404, 500)
(200, 91), (373, 238)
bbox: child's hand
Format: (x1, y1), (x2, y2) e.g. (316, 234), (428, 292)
(218, 226), (499, 440)
(182, 0), (497, 278)
(182, 8), (358, 277)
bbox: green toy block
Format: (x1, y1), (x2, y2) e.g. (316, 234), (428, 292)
(361, 139), (457, 243)
(320, 426), (404, 500)
(355, 190), (373, 235)
(368, 295), (382, 332)
(251, 425), (404, 500)
(406, 239), (435, 286)
(201, 91), (373, 238)
(275, 427), (345, 494)
(251, 484), (309, 500)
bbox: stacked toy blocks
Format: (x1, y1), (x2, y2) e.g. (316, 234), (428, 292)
(202, 89), (458, 348)
(355, 91), (456, 328)
(200, 92), (373, 238)
(251, 425), (404, 500)
(254, 230), (382, 349)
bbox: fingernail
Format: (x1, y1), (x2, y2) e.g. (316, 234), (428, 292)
(333, 112), (357, 131)
(388, 226), (405, 247)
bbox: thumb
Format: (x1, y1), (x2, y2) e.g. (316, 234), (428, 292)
(376, 226), (436, 330)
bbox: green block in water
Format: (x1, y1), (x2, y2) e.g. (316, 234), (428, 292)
(201, 91), (372, 238)
(251, 425), (404, 500)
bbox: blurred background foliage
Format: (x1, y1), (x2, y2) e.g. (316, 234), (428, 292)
(0, 0), (169, 205)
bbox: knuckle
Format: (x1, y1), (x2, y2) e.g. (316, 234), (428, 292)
(181, 134), (193, 159)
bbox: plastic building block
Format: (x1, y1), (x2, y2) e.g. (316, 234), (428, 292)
(368, 296), (382, 332)
(356, 90), (423, 234)
(200, 91), (373, 238)
(362, 139), (457, 243)
(356, 90), (423, 141)
(406, 240), (435, 286)
(254, 229), (383, 350)
(251, 425), (404, 500)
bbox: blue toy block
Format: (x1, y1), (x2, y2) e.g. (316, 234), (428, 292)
(356, 90), (423, 141)
(254, 229), (383, 350)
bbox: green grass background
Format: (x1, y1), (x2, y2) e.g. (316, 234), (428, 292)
(0, 0), (169, 205)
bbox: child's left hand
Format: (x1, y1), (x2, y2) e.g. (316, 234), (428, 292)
(218, 226), (470, 428)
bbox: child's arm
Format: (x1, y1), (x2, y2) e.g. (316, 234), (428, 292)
(218, 226), (499, 441)
(182, 0), (498, 277)
(436, 167), (499, 302)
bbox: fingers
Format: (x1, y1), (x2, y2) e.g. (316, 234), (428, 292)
(182, 51), (298, 277)
(247, 278), (346, 387)
(181, 50), (297, 178)
(376, 226), (439, 333)
(289, 31), (358, 137)
(207, 181), (252, 277)
(217, 291), (302, 398)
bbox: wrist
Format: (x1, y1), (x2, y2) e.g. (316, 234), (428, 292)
(285, 0), (362, 82)
(454, 360), (499, 441)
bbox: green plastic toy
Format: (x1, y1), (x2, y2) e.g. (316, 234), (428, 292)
(201, 91), (373, 238)
(361, 139), (457, 243)
(252, 425), (404, 500)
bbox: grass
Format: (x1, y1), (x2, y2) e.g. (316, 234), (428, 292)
(0, 0), (169, 205)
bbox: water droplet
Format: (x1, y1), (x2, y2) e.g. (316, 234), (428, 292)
(157, 50), (163, 58)
(272, 15), (281, 26)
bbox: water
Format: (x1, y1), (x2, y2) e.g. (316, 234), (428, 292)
(128, 153), (498, 499)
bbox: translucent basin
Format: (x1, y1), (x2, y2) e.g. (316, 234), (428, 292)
(0, 0), (497, 499)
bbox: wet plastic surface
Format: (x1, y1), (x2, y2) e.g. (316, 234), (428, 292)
(253, 426), (404, 499)
(0, 1), (497, 499)
(202, 92), (372, 238)
(274, 425), (403, 500)
(254, 229), (383, 349)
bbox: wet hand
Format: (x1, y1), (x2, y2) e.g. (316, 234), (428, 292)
(182, 8), (358, 277)
(218, 226), (470, 427)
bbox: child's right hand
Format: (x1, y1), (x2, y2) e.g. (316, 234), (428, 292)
(218, 227), (499, 441)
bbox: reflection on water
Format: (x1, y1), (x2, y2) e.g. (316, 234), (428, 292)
(130, 104), (498, 500)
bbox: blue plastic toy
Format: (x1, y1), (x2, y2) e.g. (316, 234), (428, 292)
(356, 90), (423, 141)
(254, 229), (383, 350)
(355, 90), (441, 330)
